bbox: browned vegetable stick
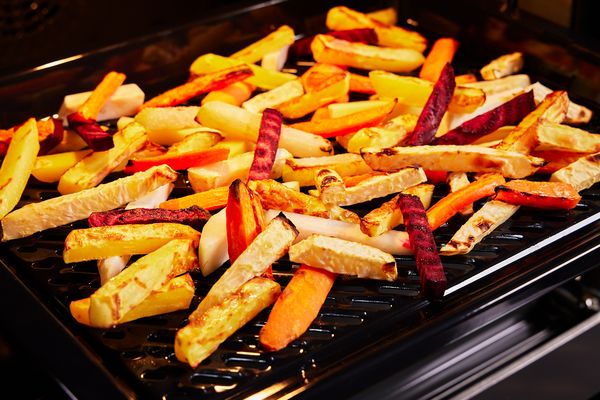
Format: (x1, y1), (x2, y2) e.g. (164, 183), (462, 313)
(79, 71), (126, 120)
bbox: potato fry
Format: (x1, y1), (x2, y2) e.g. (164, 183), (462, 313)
(176, 277), (280, 367)
(63, 223), (201, 263)
(89, 239), (197, 328)
(32, 149), (93, 183)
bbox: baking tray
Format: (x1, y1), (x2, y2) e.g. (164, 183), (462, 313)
(1, 1), (600, 399)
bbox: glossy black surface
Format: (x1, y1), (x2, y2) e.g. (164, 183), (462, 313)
(1, 0), (600, 399)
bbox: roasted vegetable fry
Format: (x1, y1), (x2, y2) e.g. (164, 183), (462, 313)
(1, 165), (177, 241)
(63, 223), (201, 263)
(496, 90), (569, 154)
(161, 186), (229, 211)
(231, 25), (295, 63)
(462, 74), (531, 96)
(480, 52), (524, 80)
(248, 109), (283, 180)
(369, 71), (485, 114)
(188, 149), (291, 192)
(58, 122), (148, 194)
(447, 172), (473, 216)
(176, 277), (280, 367)
(495, 180), (581, 209)
(251, 179), (329, 217)
(125, 147), (229, 174)
(70, 274), (194, 326)
(134, 106), (201, 141)
(360, 184), (434, 237)
(242, 79), (304, 114)
(261, 45), (289, 71)
(398, 194), (446, 299)
(291, 100), (396, 138)
(550, 152), (600, 191)
(32, 149), (92, 183)
(343, 126), (411, 154)
(0, 118), (39, 219)
(201, 81), (254, 106)
(67, 112), (114, 151)
(192, 214), (297, 318)
(419, 38), (459, 82)
(34, 117), (64, 155)
(528, 82), (592, 124)
(440, 200), (519, 255)
(455, 74), (477, 85)
(141, 65), (253, 109)
(338, 167), (427, 206)
(199, 208), (228, 276)
(197, 101), (333, 157)
(77, 71), (127, 120)
(349, 73), (376, 94)
(315, 168), (345, 205)
(533, 150), (589, 174)
(409, 63), (455, 145)
(227, 179), (265, 263)
(326, 6), (426, 52)
(535, 121), (600, 153)
(290, 29), (378, 59)
(312, 34), (425, 73)
(367, 7), (397, 25)
(260, 265), (336, 351)
(282, 153), (372, 187)
(434, 91), (535, 145)
(167, 131), (222, 154)
(190, 53), (296, 90)
(426, 173), (505, 230)
(289, 234), (397, 281)
(361, 145), (545, 179)
(89, 239), (197, 328)
(88, 206), (210, 231)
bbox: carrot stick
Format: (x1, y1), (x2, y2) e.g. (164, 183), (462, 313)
(427, 173), (505, 230)
(79, 71), (126, 120)
(140, 65), (253, 109)
(424, 170), (448, 184)
(419, 38), (459, 82)
(349, 73), (375, 94)
(495, 180), (581, 209)
(160, 186), (229, 211)
(259, 265), (336, 351)
(311, 106), (332, 121)
(124, 147), (229, 173)
(291, 100), (395, 138)
(227, 179), (265, 263)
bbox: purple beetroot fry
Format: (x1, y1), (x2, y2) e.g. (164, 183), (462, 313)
(88, 205), (211, 231)
(408, 63), (456, 146)
(433, 90), (535, 145)
(398, 194), (447, 299)
(248, 108), (283, 181)
(67, 112), (114, 151)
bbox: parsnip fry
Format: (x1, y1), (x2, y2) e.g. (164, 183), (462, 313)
(191, 214), (297, 318)
(242, 80), (304, 114)
(63, 223), (201, 263)
(528, 82), (592, 124)
(176, 277), (280, 367)
(0, 118), (39, 219)
(315, 168), (345, 205)
(550, 152), (600, 192)
(289, 234), (397, 281)
(282, 153), (372, 187)
(480, 52), (524, 80)
(89, 239), (197, 328)
(536, 121), (600, 153)
(440, 200), (519, 255)
(2, 165), (178, 241)
(447, 172), (473, 216)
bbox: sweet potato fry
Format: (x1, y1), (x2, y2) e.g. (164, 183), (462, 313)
(426, 173), (505, 230)
(248, 109), (283, 180)
(291, 100), (395, 138)
(419, 38), (459, 82)
(408, 63), (455, 146)
(312, 34), (425, 73)
(260, 265), (336, 351)
(495, 90), (569, 154)
(434, 91), (535, 145)
(495, 180), (581, 209)
(227, 179), (265, 263)
(124, 147), (229, 174)
(398, 194), (446, 299)
(141, 65), (253, 109)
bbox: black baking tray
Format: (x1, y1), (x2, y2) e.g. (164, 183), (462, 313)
(1, 1), (600, 399)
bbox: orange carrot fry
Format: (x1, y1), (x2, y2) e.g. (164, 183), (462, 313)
(311, 107), (332, 121)
(259, 265), (336, 351)
(201, 81), (255, 106)
(424, 170), (448, 184)
(227, 179), (265, 263)
(349, 73), (375, 94)
(419, 38), (459, 82)
(160, 186), (229, 211)
(291, 100), (395, 138)
(140, 65), (253, 109)
(495, 180), (581, 209)
(301, 63), (348, 92)
(124, 147), (229, 173)
(79, 71), (126, 120)
(427, 173), (505, 230)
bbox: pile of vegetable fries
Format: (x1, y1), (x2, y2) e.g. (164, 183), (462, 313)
(1, 5), (598, 368)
